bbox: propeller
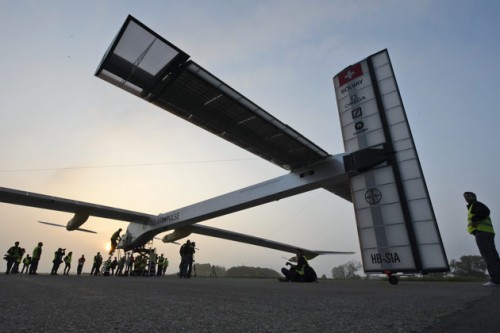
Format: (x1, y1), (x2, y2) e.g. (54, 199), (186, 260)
(153, 236), (181, 245)
(38, 221), (97, 234)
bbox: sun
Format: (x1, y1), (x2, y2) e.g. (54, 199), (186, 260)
(104, 242), (111, 253)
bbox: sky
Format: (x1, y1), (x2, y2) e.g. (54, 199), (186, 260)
(1, 0), (500, 278)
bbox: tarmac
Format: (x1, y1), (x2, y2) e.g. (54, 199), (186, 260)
(0, 274), (499, 332)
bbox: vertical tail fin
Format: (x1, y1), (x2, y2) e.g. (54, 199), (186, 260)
(333, 50), (449, 274)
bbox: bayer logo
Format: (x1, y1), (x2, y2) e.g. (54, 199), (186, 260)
(365, 188), (382, 205)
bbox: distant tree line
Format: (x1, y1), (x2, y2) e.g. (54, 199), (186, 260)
(192, 255), (488, 280)
(330, 255), (488, 280)
(331, 260), (362, 279)
(449, 255), (487, 277)
(193, 263), (280, 278)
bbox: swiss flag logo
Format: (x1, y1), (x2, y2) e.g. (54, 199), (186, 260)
(338, 63), (363, 86)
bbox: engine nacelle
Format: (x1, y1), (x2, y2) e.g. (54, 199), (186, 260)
(162, 228), (192, 243)
(66, 210), (90, 231)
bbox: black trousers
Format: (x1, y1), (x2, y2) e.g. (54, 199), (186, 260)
(475, 231), (500, 283)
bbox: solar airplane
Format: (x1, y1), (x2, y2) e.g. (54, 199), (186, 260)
(0, 16), (449, 281)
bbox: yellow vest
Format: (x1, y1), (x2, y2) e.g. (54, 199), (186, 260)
(296, 256), (309, 276)
(467, 204), (495, 234)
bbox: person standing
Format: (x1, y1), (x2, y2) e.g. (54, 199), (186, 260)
(5, 241), (22, 274)
(110, 257), (118, 275)
(148, 249), (157, 276)
(90, 252), (103, 276)
(63, 251), (73, 275)
(179, 240), (190, 278)
(51, 248), (65, 275)
(187, 241), (196, 278)
(125, 253), (133, 276)
(29, 242), (43, 275)
(77, 255), (86, 275)
(116, 255), (125, 276)
(163, 256), (169, 276)
(157, 254), (165, 276)
(12, 248), (25, 274)
(21, 254), (31, 274)
(464, 192), (500, 286)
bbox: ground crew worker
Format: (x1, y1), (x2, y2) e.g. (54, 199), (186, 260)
(29, 242), (43, 275)
(12, 248), (25, 274)
(63, 251), (73, 275)
(163, 256), (169, 276)
(179, 240), (191, 278)
(134, 254), (147, 276)
(110, 257), (118, 275)
(157, 254), (165, 276)
(187, 241), (196, 278)
(149, 249), (157, 276)
(21, 254), (31, 274)
(125, 253), (133, 276)
(210, 265), (217, 278)
(77, 255), (85, 275)
(279, 249), (317, 282)
(51, 248), (65, 275)
(464, 192), (500, 286)
(109, 228), (122, 255)
(90, 252), (103, 276)
(115, 255), (124, 276)
(103, 257), (112, 276)
(5, 241), (22, 274)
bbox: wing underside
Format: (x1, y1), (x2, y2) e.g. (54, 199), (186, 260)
(186, 224), (354, 259)
(0, 187), (153, 223)
(0, 187), (353, 257)
(95, 15), (330, 171)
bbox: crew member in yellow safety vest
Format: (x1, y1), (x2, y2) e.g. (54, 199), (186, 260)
(63, 252), (73, 275)
(279, 249), (317, 282)
(21, 254), (31, 274)
(464, 192), (500, 286)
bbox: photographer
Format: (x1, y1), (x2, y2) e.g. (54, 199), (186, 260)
(5, 241), (22, 274)
(279, 249), (317, 282)
(50, 248), (66, 275)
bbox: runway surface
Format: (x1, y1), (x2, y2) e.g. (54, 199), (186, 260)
(0, 274), (498, 332)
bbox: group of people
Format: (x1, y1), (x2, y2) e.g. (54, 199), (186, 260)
(4, 240), (169, 277)
(5, 191), (499, 285)
(89, 249), (169, 277)
(5, 241), (43, 275)
(4, 241), (87, 276)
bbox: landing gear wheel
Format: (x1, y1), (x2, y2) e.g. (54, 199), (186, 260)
(388, 275), (399, 285)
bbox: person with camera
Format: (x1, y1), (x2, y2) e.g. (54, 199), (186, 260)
(5, 241), (22, 274)
(50, 248), (66, 275)
(279, 249), (317, 282)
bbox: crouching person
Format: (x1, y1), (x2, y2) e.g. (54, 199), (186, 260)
(279, 249), (317, 282)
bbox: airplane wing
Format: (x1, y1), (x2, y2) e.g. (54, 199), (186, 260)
(95, 15), (331, 172)
(187, 224), (354, 260)
(0, 186), (352, 258)
(0, 187), (153, 223)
